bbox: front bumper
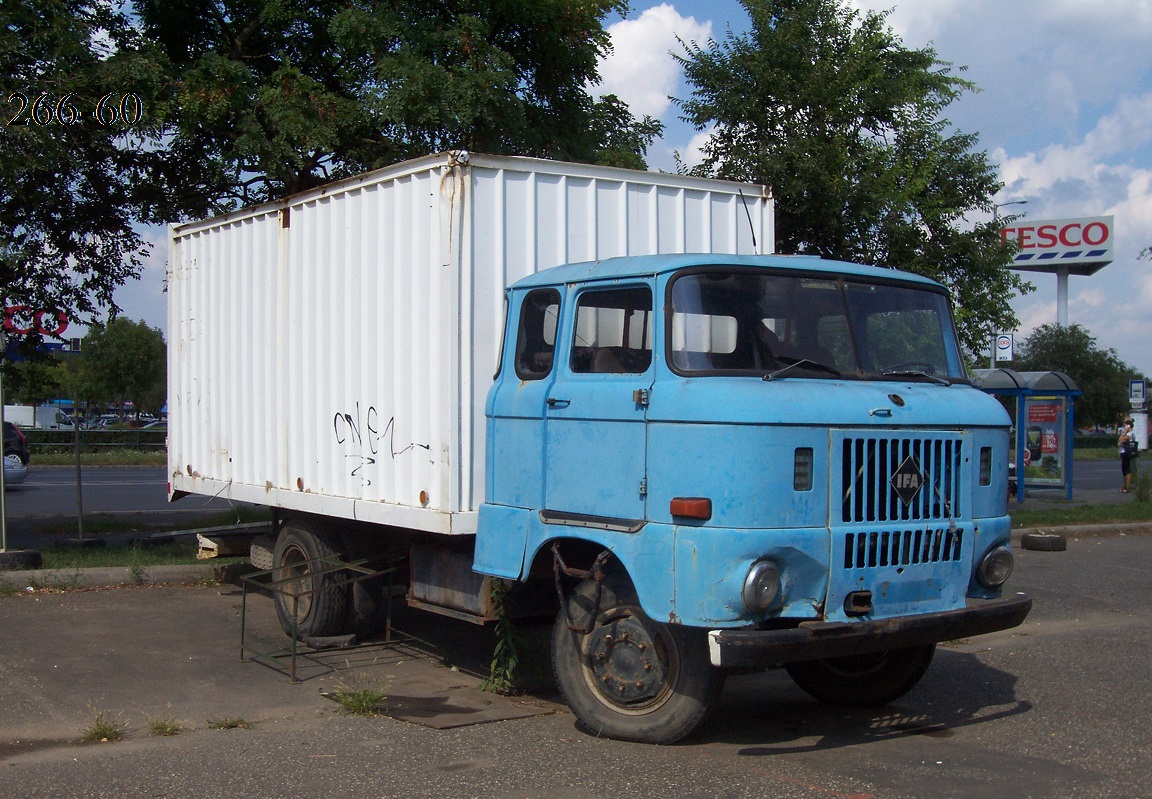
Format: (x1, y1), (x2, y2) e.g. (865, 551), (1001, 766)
(708, 594), (1032, 669)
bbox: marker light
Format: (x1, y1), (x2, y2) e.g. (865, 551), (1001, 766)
(670, 497), (712, 520)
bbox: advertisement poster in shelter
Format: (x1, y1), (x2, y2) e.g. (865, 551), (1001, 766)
(1022, 397), (1067, 487)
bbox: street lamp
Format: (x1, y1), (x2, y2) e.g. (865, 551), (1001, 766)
(993, 199), (1028, 220)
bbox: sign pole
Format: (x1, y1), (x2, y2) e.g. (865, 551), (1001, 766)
(1057, 267), (1069, 326)
(0, 332), (7, 553)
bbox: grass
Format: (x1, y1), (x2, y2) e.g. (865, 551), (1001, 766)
(1010, 499), (1152, 529)
(37, 540), (246, 571)
(80, 708), (128, 743)
(28, 504), (268, 540)
(31, 450), (167, 467)
(207, 717), (254, 730)
(1061, 447), (1116, 461)
(147, 716), (182, 737)
(325, 676), (390, 717)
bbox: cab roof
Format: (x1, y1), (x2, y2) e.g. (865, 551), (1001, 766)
(509, 253), (945, 291)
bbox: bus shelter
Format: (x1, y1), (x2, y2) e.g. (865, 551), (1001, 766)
(971, 369), (1081, 504)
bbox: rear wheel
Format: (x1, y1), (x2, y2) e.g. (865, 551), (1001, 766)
(551, 568), (724, 744)
(785, 644), (936, 707)
(272, 520), (348, 638)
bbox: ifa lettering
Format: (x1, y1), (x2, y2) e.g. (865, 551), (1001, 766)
(894, 473), (921, 488)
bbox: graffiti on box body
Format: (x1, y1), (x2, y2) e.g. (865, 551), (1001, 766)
(333, 403), (430, 485)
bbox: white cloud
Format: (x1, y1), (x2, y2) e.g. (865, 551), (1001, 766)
(669, 126), (715, 171)
(597, 4), (712, 119)
(853, 0), (1152, 155)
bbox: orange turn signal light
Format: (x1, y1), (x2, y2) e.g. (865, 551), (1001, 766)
(670, 497), (712, 520)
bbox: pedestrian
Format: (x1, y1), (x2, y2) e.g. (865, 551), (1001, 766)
(1119, 418), (1135, 492)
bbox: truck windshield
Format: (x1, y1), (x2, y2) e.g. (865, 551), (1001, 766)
(668, 269), (966, 381)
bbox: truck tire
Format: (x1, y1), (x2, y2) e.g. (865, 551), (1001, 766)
(272, 521), (348, 639)
(1020, 531), (1067, 552)
(551, 568), (724, 744)
(785, 644), (935, 707)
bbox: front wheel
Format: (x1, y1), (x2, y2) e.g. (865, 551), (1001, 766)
(785, 644), (936, 707)
(551, 569), (724, 744)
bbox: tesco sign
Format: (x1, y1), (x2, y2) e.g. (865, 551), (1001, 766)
(3, 306), (70, 337)
(999, 215), (1114, 275)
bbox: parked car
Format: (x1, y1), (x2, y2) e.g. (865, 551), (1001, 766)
(3, 421), (29, 486)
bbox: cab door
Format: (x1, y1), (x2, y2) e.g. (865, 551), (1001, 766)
(485, 287), (562, 511)
(543, 285), (653, 526)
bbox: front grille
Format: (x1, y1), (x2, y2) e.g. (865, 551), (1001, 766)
(840, 434), (963, 523)
(843, 528), (964, 570)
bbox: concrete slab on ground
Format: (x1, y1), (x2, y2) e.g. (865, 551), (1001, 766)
(0, 583), (554, 759)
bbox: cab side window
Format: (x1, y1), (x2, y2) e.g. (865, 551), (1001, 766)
(514, 289), (561, 380)
(570, 287), (653, 374)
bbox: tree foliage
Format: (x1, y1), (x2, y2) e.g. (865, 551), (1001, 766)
(83, 318), (167, 416)
(3, 1), (663, 334)
(1014, 323), (1137, 428)
(134, 0), (663, 216)
(676, 0), (1029, 353)
(3, 355), (64, 407)
(0, 0), (164, 325)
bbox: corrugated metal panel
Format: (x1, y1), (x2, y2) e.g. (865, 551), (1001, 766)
(169, 151), (773, 534)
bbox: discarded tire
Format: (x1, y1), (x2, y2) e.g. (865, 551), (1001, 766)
(0, 549), (43, 571)
(1020, 532), (1067, 552)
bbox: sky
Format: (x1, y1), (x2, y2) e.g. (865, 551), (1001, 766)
(116, 0), (1152, 377)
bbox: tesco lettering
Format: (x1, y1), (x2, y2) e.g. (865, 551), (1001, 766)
(3, 306), (69, 337)
(1000, 219), (1111, 250)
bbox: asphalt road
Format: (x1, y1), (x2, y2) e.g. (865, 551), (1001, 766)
(1, 532), (1150, 798)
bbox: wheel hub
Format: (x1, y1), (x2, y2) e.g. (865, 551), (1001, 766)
(587, 615), (667, 703)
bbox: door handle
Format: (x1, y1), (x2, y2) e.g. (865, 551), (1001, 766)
(546, 397), (571, 408)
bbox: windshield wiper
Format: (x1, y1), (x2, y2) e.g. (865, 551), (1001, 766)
(764, 358), (842, 380)
(882, 370), (952, 386)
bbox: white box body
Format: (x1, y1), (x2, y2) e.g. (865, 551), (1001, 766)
(168, 152), (774, 535)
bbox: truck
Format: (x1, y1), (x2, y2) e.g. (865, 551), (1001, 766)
(3, 404), (74, 430)
(168, 151), (1031, 744)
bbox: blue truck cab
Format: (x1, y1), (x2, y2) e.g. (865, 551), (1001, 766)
(475, 253), (1031, 743)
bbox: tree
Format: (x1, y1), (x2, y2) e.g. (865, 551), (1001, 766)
(1014, 323), (1136, 428)
(1, 1), (164, 326)
(83, 318), (166, 417)
(676, 0), (1029, 353)
(3, 356), (64, 407)
(134, 0), (662, 216)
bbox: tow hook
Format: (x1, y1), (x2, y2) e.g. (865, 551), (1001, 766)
(552, 544), (614, 634)
(844, 590), (873, 617)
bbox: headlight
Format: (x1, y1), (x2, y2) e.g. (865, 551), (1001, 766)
(742, 560), (781, 612)
(976, 545), (1014, 588)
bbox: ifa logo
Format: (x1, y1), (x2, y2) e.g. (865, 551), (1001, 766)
(890, 455), (926, 506)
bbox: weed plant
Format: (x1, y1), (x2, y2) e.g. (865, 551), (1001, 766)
(81, 708), (127, 743)
(147, 716), (182, 736)
(207, 717), (253, 730)
(327, 676), (390, 717)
